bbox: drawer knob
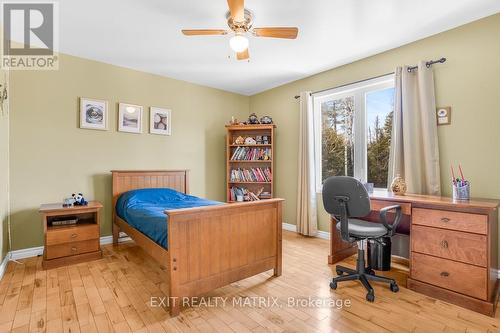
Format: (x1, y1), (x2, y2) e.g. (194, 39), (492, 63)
(71, 247), (77, 252)
(71, 234), (77, 238)
(441, 240), (449, 249)
(440, 271), (449, 277)
(441, 217), (450, 223)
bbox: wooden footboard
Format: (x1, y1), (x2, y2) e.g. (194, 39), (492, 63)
(111, 170), (284, 317)
(166, 198), (284, 316)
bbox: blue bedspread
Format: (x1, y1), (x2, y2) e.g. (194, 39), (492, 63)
(116, 188), (222, 248)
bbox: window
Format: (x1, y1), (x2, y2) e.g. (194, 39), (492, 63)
(313, 75), (395, 191)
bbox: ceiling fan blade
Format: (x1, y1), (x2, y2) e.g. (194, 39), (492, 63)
(237, 48), (249, 60)
(227, 0), (245, 22)
(253, 27), (298, 39)
(182, 29), (228, 36)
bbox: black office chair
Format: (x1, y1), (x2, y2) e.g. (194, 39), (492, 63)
(322, 176), (402, 302)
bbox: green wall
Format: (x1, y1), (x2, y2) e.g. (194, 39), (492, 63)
(6, 13), (500, 252)
(9, 54), (249, 250)
(0, 69), (8, 260)
(249, 14), (500, 232)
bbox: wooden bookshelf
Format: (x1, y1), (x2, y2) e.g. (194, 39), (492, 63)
(226, 124), (275, 202)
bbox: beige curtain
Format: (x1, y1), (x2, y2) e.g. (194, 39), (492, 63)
(388, 62), (441, 195)
(297, 91), (318, 236)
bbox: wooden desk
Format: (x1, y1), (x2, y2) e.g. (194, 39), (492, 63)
(328, 190), (500, 316)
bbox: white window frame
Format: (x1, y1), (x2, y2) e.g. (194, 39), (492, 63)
(313, 74), (395, 192)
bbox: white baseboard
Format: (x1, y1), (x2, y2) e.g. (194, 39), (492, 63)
(282, 223), (330, 240)
(100, 232), (131, 245)
(0, 253), (10, 281)
(282, 223), (297, 232)
(10, 246), (44, 260)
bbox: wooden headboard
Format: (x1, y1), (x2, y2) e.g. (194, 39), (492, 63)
(111, 170), (189, 206)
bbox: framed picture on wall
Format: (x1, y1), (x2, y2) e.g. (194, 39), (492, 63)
(80, 97), (108, 130)
(150, 107), (171, 136)
(118, 103), (143, 133)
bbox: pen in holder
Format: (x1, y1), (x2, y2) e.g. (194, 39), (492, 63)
(451, 164), (470, 201)
(452, 182), (470, 201)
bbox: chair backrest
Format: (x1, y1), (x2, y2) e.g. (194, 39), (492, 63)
(322, 176), (371, 218)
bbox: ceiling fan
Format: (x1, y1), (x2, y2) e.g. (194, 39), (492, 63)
(181, 0), (298, 60)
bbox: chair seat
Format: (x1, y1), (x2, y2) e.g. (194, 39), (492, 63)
(336, 219), (388, 238)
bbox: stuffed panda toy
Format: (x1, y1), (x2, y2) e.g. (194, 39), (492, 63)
(72, 193), (88, 206)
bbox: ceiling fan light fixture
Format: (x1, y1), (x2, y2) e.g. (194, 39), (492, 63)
(229, 33), (249, 53)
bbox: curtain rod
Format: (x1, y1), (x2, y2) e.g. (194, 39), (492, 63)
(294, 57), (446, 99)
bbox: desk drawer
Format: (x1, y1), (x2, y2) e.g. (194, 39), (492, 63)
(411, 252), (487, 300)
(412, 208), (487, 234)
(47, 224), (99, 245)
(45, 239), (99, 259)
(411, 225), (487, 266)
(371, 200), (411, 215)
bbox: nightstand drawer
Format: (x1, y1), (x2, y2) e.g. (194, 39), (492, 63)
(45, 239), (99, 259)
(411, 225), (487, 266)
(411, 252), (487, 300)
(412, 208), (487, 234)
(47, 224), (99, 245)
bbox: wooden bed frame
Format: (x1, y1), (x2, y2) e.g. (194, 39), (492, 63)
(111, 170), (284, 316)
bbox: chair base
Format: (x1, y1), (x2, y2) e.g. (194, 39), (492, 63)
(330, 247), (399, 302)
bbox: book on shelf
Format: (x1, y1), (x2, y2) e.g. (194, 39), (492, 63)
(230, 147), (272, 161)
(229, 186), (268, 202)
(230, 167), (272, 183)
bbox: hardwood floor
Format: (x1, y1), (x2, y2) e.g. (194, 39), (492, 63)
(0, 231), (499, 332)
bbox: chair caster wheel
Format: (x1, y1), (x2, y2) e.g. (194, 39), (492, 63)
(366, 292), (375, 302)
(335, 269), (343, 276)
(330, 281), (337, 290)
(390, 282), (399, 293)
(367, 269), (375, 275)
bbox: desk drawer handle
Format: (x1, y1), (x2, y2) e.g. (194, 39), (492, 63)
(71, 234), (77, 239)
(71, 247), (77, 252)
(440, 240), (448, 249)
(440, 217), (450, 223)
(440, 271), (449, 277)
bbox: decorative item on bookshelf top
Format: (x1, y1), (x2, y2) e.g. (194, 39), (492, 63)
(260, 116), (273, 124)
(248, 113), (260, 124)
(227, 113), (273, 126)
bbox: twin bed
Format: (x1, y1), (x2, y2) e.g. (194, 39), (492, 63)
(111, 170), (284, 316)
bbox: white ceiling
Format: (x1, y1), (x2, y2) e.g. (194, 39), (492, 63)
(46, 1), (500, 94)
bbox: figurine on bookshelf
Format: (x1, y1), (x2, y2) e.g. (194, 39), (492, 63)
(228, 116), (239, 125)
(234, 136), (245, 145)
(248, 113), (260, 124)
(260, 115), (273, 124)
(244, 137), (257, 145)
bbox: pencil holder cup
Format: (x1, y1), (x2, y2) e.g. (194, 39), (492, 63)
(452, 183), (470, 201)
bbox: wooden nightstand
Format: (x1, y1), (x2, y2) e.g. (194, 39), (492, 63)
(39, 201), (103, 269)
